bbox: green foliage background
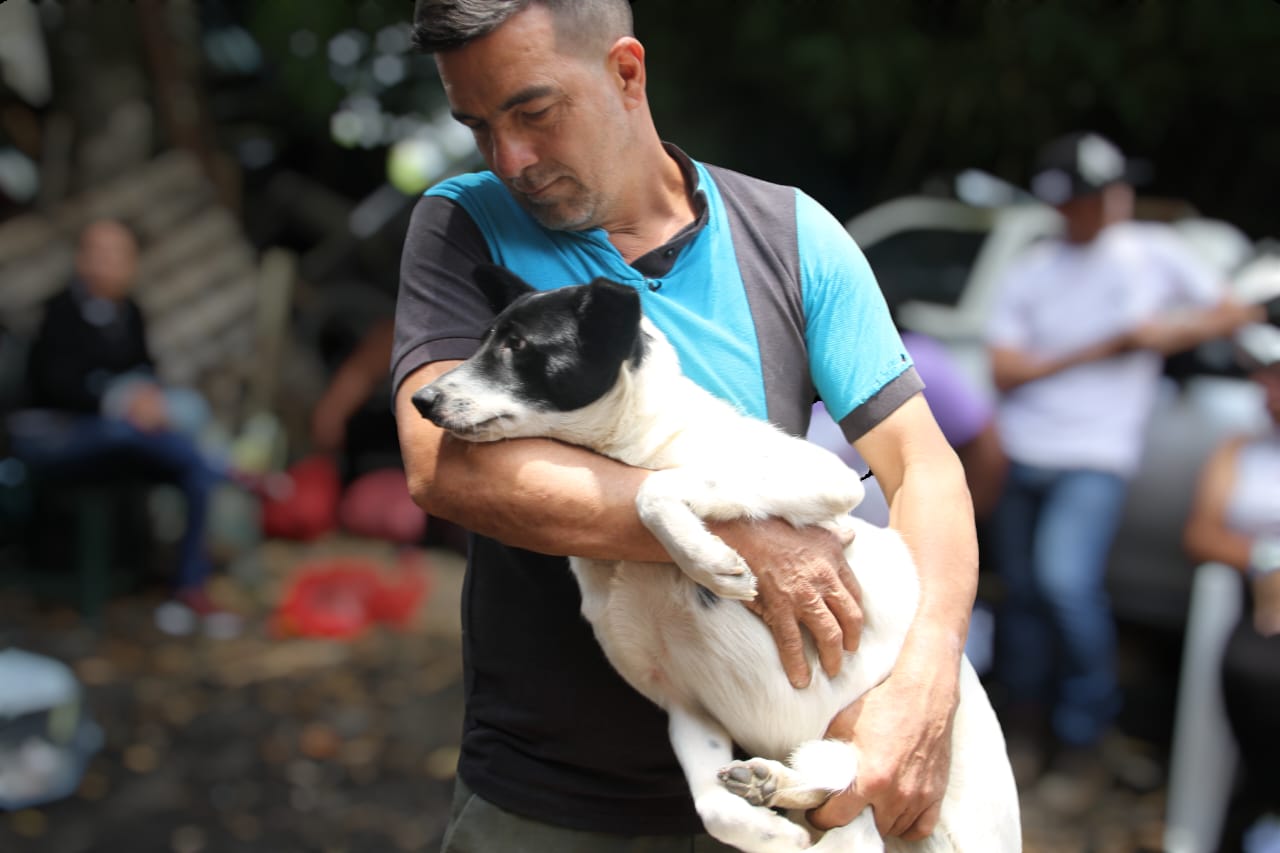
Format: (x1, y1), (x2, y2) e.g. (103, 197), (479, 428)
(632, 0), (1280, 236)
(239, 0), (1280, 236)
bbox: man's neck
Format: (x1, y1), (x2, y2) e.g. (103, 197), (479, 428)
(603, 142), (697, 264)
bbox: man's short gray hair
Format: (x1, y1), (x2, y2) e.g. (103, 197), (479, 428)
(411, 0), (633, 54)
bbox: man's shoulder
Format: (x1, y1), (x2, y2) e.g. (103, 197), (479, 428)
(699, 160), (803, 218)
(700, 160), (796, 195)
(38, 287), (80, 325)
(426, 169), (504, 201)
(45, 286), (76, 309)
(1002, 238), (1068, 287)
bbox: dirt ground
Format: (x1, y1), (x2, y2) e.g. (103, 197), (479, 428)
(0, 535), (1170, 852)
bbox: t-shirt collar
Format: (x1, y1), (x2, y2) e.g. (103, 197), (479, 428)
(630, 142), (709, 278)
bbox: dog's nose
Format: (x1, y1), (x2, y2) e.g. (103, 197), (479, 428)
(412, 386), (442, 421)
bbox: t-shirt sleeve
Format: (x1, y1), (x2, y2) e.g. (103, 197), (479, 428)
(1144, 225), (1225, 308)
(795, 191), (918, 441)
(391, 195), (495, 395)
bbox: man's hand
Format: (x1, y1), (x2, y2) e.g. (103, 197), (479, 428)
(1252, 569), (1280, 637)
(124, 384), (169, 432)
(717, 518), (861, 688)
(808, 664), (958, 839)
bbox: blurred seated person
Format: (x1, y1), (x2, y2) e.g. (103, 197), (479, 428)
(310, 316), (433, 546)
(1183, 322), (1280, 850)
(808, 329), (1006, 524)
(14, 218), (239, 633)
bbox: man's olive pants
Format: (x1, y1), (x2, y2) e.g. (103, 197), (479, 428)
(440, 777), (740, 853)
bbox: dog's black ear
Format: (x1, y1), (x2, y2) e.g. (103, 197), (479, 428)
(576, 278), (644, 366)
(473, 264), (536, 315)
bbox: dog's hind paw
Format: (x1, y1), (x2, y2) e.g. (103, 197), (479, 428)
(719, 758), (831, 810)
(720, 758), (781, 806)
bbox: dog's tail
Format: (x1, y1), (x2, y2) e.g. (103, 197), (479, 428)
(789, 738), (859, 797)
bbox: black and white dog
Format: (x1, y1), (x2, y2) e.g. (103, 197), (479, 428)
(413, 266), (1020, 852)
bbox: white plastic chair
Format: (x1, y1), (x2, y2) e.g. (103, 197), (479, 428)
(1165, 562), (1244, 853)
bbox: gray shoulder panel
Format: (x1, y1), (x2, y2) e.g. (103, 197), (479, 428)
(704, 165), (813, 437)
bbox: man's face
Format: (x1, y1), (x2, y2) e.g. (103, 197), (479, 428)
(436, 6), (632, 231)
(1058, 182), (1134, 243)
(76, 221), (139, 300)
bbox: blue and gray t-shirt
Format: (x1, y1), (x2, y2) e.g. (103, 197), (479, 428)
(392, 145), (919, 835)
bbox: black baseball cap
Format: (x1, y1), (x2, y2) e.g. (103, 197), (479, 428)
(1030, 131), (1146, 206)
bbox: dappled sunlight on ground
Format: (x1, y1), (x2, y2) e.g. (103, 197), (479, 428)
(1, 536), (1168, 852)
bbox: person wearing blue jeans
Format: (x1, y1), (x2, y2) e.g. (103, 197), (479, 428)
(19, 219), (241, 632)
(985, 132), (1264, 814)
(991, 463), (1128, 747)
(9, 412), (226, 594)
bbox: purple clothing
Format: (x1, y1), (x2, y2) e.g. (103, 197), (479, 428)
(808, 332), (990, 459)
(807, 332), (992, 528)
(900, 332), (992, 448)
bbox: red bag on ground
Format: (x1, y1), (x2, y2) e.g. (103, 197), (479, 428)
(260, 454), (341, 541)
(272, 554), (432, 639)
(339, 467), (427, 544)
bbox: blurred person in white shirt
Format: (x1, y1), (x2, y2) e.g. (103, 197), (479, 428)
(984, 131), (1265, 812)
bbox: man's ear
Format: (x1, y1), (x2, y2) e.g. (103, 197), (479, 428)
(608, 37), (647, 110)
(576, 279), (643, 366)
(473, 264), (536, 314)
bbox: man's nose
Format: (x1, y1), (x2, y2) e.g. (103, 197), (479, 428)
(490, 131), (537, 181)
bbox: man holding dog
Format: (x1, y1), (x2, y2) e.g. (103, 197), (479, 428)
(392, 1), (980, 849)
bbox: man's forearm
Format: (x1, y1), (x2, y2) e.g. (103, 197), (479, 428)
(419, 431), (673, 562)
(397, 361), (669, 561)
(1169, 299), (1264, 352)
(886, 447), (978, 682)
(990, 337), (1126, 393)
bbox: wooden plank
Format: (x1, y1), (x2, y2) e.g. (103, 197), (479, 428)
(245, 248), (296, 414)
(0, 243), (76, 334)
(58, 149), (204, 233)
(130, 182), (215, 245)
(136, 242), (255, 318)
(134, 206), (242, 287)
(0, 212), (57, 265)
(149, 278), (257, 357)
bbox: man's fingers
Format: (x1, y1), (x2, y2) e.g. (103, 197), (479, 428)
(828, 588), (862, 654)
(807, 788), (867, 831)
(766, 615), (811, 689)
(804, 607), (846, 679)
(886, 806), (919, 839)
(900, 801), (942, 841)
(837, 558), (862, 604)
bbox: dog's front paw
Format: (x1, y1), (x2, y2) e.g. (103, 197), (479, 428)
(662, 527), (757, 600)
(692, 548), (758, 601)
